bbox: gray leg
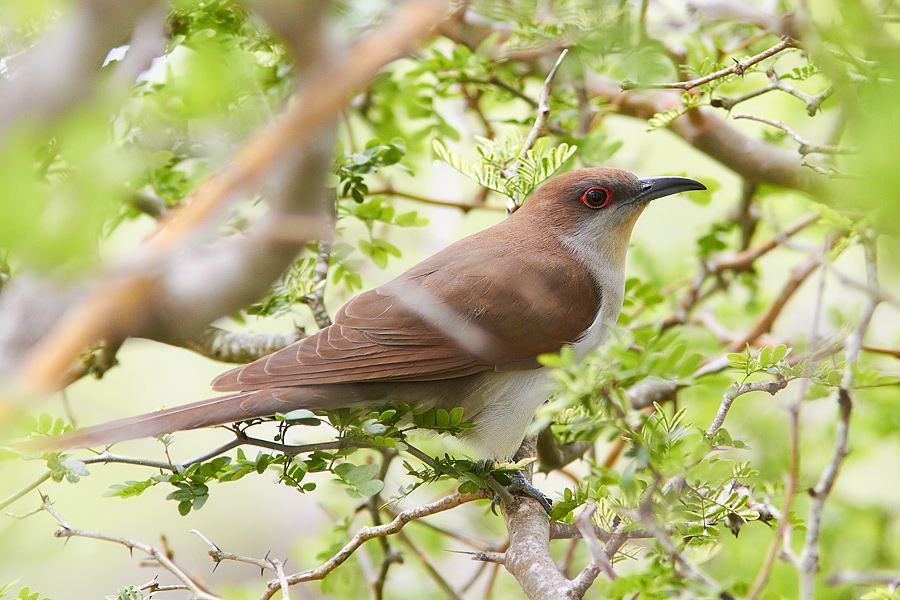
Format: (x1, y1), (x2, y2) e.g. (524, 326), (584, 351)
(507, 470), (552, 513)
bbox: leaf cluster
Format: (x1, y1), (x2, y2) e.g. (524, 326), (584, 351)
(433, 136), (576, 203)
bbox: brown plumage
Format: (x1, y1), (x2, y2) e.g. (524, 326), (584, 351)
(21, 168), (705, 459)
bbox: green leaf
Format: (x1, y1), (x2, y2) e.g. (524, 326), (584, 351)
(726, 353), (748, 366)
(771, 345), (790, 363)
(356, 479), (385, 497)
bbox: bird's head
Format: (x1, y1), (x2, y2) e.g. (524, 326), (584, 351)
(516, 167), (706, 266)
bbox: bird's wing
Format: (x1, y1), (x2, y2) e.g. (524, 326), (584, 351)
(212, 227), (601, 392)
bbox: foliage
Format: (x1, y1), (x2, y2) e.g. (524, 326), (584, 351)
(2, 0), (900, 599)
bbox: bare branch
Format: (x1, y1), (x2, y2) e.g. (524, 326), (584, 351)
(728, 237), (840, 352)
(457, 76), (540, 108)
(798, 238), (880, 600)
(574, 505), (616, 580)
(662, 213), (821, 332)
(713, 68), (834, 116)
(0, 471), (53, 512)
(505, 48), (569, 210)
(363, 186), (506, 212)
(570, 526), (629, 596)
(733, 114), (856, 155)
(747, 236), (833, 600)
(621, 38), (799, 91)
(396, 529), (463, 600)
(163, 325), (306, 364)
(41, 496), (222, 600)
(632, 483), (726, 594)
(260, 492), (485, 599)
(707, 379), (789, 438)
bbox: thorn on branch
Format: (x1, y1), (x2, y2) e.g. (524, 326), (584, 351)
(622, 38), (799, 91)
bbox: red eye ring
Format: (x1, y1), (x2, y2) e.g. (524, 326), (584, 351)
(580, 186), (612, 209)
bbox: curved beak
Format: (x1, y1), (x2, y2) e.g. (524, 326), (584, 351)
(637, 176), (706, 202)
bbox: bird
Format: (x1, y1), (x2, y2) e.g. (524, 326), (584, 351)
(21, 167), (705, 464)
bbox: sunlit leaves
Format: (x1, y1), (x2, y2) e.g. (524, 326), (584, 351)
(433, 136), (576, 202)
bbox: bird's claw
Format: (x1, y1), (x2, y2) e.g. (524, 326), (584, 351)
(488, 471), (553, 514)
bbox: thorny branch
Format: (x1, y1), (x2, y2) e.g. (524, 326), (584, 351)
(39, 496), (223, 600)
(259, 492), (485, 600)
(712, 68), (833, 116)
(191, 530), (291, 600)
(621, 38), (799, 91)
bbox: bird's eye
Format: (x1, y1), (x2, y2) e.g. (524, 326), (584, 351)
(580, 187), (611, 209)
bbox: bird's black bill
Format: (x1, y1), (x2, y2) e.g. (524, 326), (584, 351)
(637, 176), (707, 202)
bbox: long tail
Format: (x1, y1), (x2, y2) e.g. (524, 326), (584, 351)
(17, 389), (304, 453)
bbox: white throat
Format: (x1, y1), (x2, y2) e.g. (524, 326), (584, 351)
(557, 221), (632, 360)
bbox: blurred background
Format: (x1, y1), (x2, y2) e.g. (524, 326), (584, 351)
(1, 0), (899, 598)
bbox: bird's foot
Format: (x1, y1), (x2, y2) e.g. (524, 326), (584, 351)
(487, 470), (552, 514)
(508, 470), (553, 513)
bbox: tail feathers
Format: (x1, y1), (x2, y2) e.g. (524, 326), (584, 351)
(17, 390), (303, 453)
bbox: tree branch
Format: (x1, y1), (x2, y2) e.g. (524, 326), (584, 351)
(260, 491), (484, 599)
(733, 114), (856, 155)
(41, 496), (222, 600)
(12, 0), (450, 394)
(621, 38), (800, 91)
(162, 325), (306, 364)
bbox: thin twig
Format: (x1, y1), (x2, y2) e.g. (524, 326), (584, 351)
(747, 236), (833, 600)
(41, 496), (222, 600)
(798, 237), (879, 600)
(360, 186), (505, 212)
(706, 379), (789, 438)
(505, 48), (569, 210)
(570, 527), (629, 596)
(574, 505), (616, 580)
(260, 492), (485, 599)
(457, 76), (540, 108)
(715, 69), (833, 116)
(396, 529), (463, 600)
(661, 213), (821, 332)
(622, 38), (799, 91)
(632, 481), (726, 594)
(192, 528), (291, 599)
(0, 471), (52, 512)
(728, 240), (839, 352)
(733, 114), (856, 155)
